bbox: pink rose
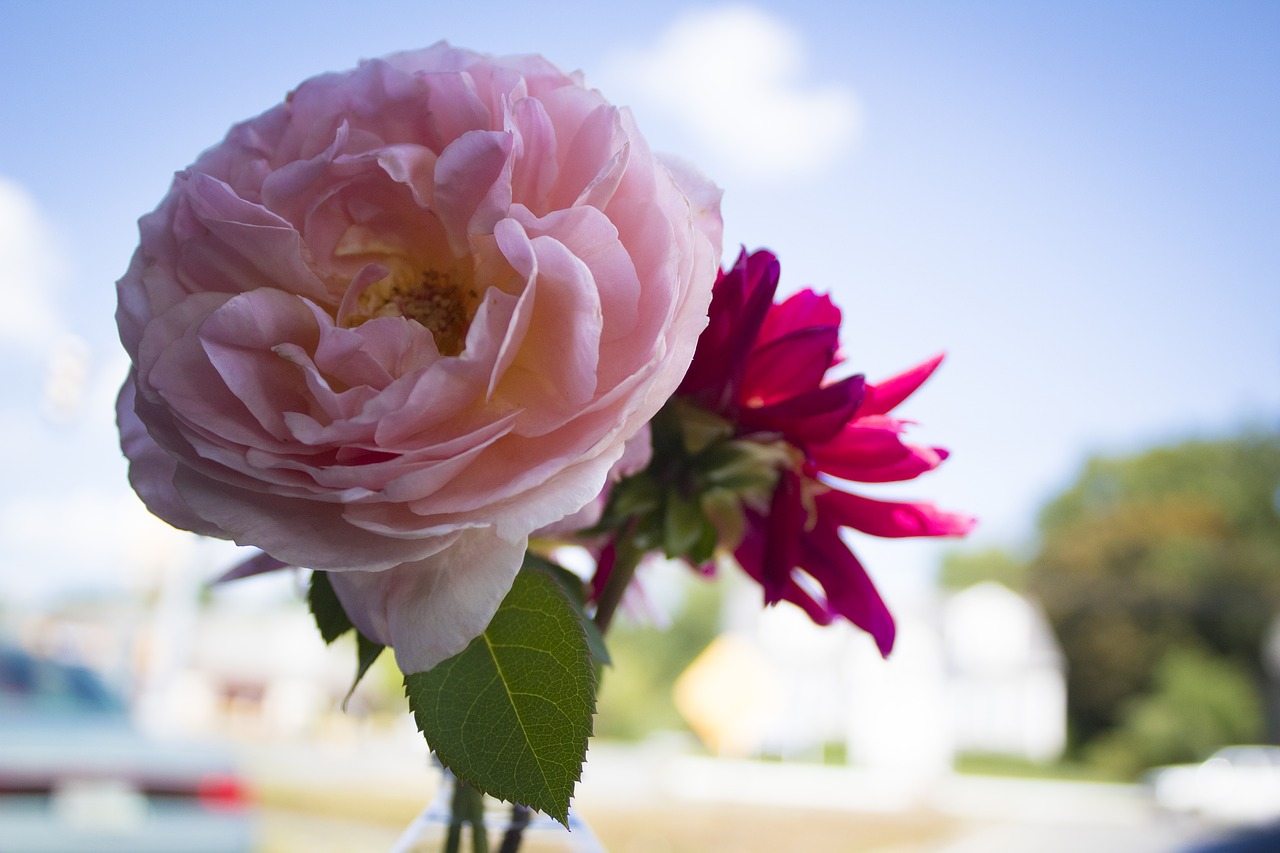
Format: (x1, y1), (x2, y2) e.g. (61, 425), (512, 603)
(116, 43), (722, 672)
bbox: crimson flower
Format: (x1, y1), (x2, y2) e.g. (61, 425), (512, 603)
(678, 249), (974, 655)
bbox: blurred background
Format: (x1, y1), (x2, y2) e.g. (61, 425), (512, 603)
(0, 1), (1277, 851)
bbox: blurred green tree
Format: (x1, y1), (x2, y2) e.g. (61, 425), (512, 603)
(1086, 644), (1264, 777)
(1026, 430), (1280, 769)
(939, 547), (1030, 591)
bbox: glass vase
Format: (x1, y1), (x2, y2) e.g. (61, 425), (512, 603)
(387, 761), (604, 853)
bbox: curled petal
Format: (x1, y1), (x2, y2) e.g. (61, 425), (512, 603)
(810, 420), (950, 483)
(800, 518), (895, 656)
(737, 374), (865, 446)
(211, 551), (289, 585)
(859, 353), (945, 417)
(756, 289), (841, 349)
(679, 248), (778, 405)
(117, 376), (223, 538)
(740, 325), (840, 408)
(818, 490), (977, 539)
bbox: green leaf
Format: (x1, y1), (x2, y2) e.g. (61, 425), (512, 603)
(308, 570), (353, 644)
(521, 554), (611, 667)
(404, 569), (596, 825)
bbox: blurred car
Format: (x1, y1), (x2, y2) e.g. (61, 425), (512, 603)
(1146, 745), (1280, 825)
(0, 642), (257, 852)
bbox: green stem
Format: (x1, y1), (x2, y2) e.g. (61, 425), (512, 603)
(592, 525), (644, 633)
(497, 803), (531, 853)
(446, 775), (488, 853)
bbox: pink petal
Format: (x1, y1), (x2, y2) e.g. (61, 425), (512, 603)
(810, 421), (950, 483)
(738, 374), (864, 446)
(327, 527), (527, 673)
(200, 290), (323, 441)
(740, 325), (839, 408)
(801, 519), (895, 656)
(757, 289), (841, 349)
(679, 249), (778, 404)
(117, 375), (223, 538)
(172, 465), (462, 572)
(819, 490), (977, 539)
(184, 173), (331, 303)
(433, 129), (514, 255)
(859, 353), (945, 417)
(211, 551), (289, 585)
(508, 95), (559, 211)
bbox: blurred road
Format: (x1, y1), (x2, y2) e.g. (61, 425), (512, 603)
(237, 732), (1264, 853)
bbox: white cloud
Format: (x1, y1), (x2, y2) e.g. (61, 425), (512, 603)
(605, 5), (861, 180)
(0, 176), (66, 352)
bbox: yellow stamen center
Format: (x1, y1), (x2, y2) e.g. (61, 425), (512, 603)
(351, 266), (478, 357)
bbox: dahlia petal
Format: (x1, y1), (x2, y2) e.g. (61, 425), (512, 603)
(740, 325), (840, 408)
(738, 374), (865, 446)
(679, 249), (778, 403)
(819, 490), (977, 539)
(757, 289), (841, 348)
(761, 470), (807, 604)
(859, 353), (945, 417)
(821, 443), (950, 484)
(801, 519), (895, 656)
(734, 519), (834, 626)
(810, 420), (951, 483)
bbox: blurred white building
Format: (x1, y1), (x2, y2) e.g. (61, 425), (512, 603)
(691, 576), (1067, 778)
(942, 582), (1066, 763)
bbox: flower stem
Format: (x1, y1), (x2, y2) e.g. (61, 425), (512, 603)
(497, 804), (531, 853)
(592, 526), (644, 633)
(446, 776), (488, 853)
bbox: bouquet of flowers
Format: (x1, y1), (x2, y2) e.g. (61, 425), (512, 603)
(115, 42), (971, 850)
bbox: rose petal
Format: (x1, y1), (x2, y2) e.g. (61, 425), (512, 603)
(328, 527), (527, 673)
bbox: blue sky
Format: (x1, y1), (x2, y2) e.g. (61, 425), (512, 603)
(0, 1), (1276, 605)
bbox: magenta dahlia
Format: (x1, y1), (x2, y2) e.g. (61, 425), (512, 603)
(669, 249), (974, 654)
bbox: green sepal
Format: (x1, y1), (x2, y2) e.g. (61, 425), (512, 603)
(701, 486), (749, 553)
(598, 471), (662, 527)
(663, 488), (718, 564)
(309, 571), (386, 706)
(670, 397), (734, 454)
(307, 570), (353, 644)
(342, 634), (386, 711)
(698, 439), (788, 495)
(404, 569), (596, 825)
